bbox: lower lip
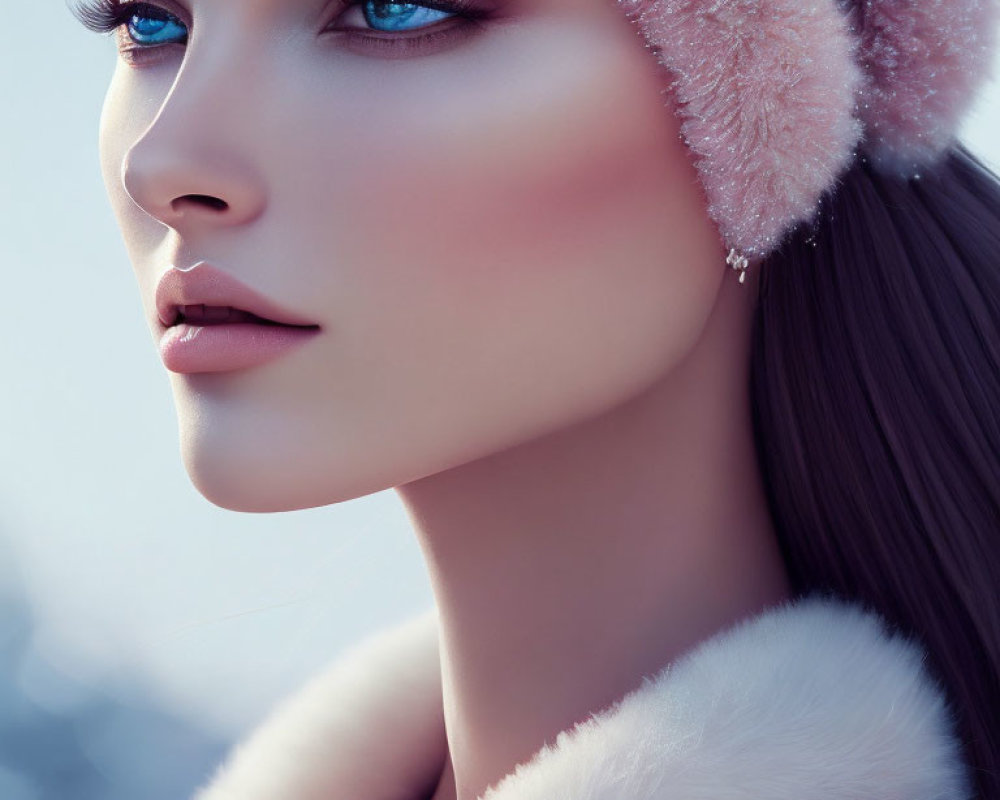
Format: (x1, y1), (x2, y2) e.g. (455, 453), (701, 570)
(159, 323), (320, 374)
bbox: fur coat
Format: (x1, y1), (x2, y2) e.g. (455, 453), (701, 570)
(193, 596), (971, 800)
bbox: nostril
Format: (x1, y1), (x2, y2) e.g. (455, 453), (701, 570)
(172, 194), (229, 213)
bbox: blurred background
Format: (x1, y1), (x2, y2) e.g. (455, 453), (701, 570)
(1, 3), (999, 798)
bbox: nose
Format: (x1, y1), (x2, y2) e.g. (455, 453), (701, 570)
(120, 59), (268, 233)
(122, 144), (266, 230)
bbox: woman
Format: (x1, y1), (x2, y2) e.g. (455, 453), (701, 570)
(73, 1), (999, 798)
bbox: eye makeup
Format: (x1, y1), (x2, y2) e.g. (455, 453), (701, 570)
(70, 0), (497, 60)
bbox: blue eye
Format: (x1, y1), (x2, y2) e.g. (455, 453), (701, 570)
(126, 7), (187, 46)
(72, 0), (485, 60)
(361, 2), (453, 33)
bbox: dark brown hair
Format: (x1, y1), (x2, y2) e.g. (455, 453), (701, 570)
(751, 145), (1000, 799)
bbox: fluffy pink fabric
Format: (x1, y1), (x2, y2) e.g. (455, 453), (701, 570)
(621, 0), (864, 257)
(849, 0), (1000, 171)
(617, 0), (1000, 256)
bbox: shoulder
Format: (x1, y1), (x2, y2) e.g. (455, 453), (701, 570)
(193, 596), (972, 800)
(482, 595), (972, 800)
(193, 608), (444, 800)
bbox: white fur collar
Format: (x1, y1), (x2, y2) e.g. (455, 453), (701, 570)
(194, 596), (971, 800)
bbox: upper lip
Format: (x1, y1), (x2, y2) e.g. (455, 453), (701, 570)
(155, 262), (319, 329)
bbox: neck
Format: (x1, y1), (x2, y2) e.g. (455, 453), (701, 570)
(396, 273), (791, 800)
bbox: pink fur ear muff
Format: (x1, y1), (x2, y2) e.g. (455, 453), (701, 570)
(850, 0), (1000, 171)
(618, 0), (1000, 258)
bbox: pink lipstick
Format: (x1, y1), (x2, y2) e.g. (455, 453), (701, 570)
(155, 263), (320, 374)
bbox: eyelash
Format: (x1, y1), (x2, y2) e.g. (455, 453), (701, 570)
(71, 0), (491, 61)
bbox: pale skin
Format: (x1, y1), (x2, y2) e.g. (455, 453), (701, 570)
(95, 0), (792, 798)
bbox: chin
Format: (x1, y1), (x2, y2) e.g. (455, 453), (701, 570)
(187, 467), (317, 513)
(179, 431), (382, 513)
(185, 454), (324, 513)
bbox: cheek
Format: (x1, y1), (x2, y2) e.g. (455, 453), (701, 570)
(98, 62), (175, 306)
(245, 18), (726, 506)
(99, 63), (163, 215)
(346, 20), (711, 264)
(306, 20), (723, 400)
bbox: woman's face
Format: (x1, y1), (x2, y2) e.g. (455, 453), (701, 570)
(98, 0), (725, 512)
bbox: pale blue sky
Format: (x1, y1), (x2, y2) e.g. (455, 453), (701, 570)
(2, 3), (998, 735)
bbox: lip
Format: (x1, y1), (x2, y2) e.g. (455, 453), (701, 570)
(154, 262), (321, 374)
(155, 262), (319, 329)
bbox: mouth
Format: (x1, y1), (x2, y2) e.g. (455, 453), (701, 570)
(153, 263), (322, 374)
(154, 262), (321, 331)
(164, 304), (320, 330)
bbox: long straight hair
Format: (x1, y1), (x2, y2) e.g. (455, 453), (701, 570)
(750, 145), (1000, 799)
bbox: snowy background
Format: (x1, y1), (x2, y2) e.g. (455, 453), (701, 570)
(1, 3), (999, 797)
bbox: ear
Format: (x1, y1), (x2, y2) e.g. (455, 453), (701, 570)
(625, 0), (863, 257)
